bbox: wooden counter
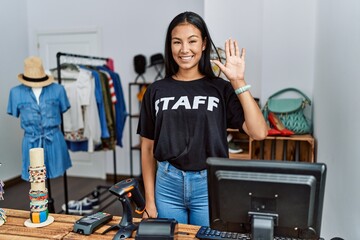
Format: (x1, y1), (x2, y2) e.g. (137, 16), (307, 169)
(0, 208), (201, 239)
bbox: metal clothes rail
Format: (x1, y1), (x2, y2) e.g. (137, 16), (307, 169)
(56, 52), (118, 214)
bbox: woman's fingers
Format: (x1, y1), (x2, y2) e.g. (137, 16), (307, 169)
(225, 38), (241, 57)
(225, 39), (231, 57)
(234, 40), (240, 57)
(241, 48), (246, 61)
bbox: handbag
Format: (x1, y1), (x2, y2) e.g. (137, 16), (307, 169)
(262, 88), (312, 134)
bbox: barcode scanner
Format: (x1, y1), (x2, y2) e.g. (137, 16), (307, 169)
(103, 178), (145, 239)
(109, 178), (145, 215)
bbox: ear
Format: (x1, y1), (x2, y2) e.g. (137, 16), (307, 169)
(202, 38), (207, 51)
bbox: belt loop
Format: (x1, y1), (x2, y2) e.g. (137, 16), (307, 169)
(200, 168), (207, 177)
(164, 161), (170, 172)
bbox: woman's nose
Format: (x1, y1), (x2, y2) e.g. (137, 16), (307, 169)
(180, 43), (189, 53)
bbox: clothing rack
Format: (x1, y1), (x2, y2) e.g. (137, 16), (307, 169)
(56, 52), (118, 214)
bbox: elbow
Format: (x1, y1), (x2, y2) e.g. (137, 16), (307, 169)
(246, 124), (268, 141)
(251, 129), (268, 141)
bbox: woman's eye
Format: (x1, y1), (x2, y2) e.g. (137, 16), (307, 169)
(172, 41), (181, 45)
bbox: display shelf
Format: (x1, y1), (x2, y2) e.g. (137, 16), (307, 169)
(227, 129), (315, 163)
(251, 134), (315, 162)
(128, 82), (150, 177)
(227, 129), (251, 160)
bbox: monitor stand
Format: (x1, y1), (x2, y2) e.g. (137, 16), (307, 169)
(249, 212), (278, 240)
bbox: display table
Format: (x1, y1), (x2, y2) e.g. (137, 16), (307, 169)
(0, 208), (201, 239)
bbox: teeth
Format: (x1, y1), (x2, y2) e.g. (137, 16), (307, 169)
(181, 56), (192, 60)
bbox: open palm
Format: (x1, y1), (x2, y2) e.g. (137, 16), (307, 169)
(212, 39), (245, 82)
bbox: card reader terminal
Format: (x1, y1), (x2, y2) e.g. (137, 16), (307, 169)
(73, 212), (113, 235)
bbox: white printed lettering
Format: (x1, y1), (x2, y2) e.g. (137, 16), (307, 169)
(171, 96), (191, 110)
(161, 97), (175, 110)
(193, 96), (207, 109)
(155, 96), (220, 114)
(207, 97), (219, 111)
(155, 99), (160, 115)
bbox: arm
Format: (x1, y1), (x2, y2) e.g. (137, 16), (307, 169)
(212, 39), (268, 140)
(140, 136), (158, 218)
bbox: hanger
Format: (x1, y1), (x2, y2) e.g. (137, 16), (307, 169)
(50, 62), (79, 81)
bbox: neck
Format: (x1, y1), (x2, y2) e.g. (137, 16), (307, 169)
(173, 69), (204, 81)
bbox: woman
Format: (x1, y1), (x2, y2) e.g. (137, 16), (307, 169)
(137, 11), (268, 226)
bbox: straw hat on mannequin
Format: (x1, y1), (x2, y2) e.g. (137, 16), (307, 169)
(18, 56), (54, 87)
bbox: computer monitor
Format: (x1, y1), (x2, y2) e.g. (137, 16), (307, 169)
(206, 157), (326, 239)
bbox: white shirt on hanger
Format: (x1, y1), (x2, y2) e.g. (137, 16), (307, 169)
(59, 67), (101, 152)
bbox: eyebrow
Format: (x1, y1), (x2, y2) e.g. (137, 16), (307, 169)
(172, 35), (200, 41)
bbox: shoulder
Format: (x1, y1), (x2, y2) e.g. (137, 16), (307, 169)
(204, 77), (233, 91)
(11, 84), (27, 90)
(47, 82), (65, 89)
(9, 84), (29, 95)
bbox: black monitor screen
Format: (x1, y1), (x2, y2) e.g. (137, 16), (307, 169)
(206, 157), (326, 239)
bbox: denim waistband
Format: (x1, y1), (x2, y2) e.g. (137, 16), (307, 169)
(157, 161), (207, 177)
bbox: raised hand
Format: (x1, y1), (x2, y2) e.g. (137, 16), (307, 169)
(211, 38), (246, 82)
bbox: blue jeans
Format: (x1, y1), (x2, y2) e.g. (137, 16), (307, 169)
(155, 161), (209, 226)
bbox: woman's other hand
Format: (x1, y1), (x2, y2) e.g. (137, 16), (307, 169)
(143, 203), (158, 219)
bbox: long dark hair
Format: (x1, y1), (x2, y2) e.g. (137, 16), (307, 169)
(164, 11), (220, 78)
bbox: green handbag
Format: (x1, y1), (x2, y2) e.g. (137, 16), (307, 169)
(262, 88), (312, 134)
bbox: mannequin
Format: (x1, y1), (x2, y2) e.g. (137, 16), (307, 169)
(7, 56), (72, 212)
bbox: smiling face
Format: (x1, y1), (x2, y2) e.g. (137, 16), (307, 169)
(171, 23), (206, 79)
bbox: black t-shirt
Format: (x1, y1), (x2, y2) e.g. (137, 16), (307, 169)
(137, 76), (245, 171)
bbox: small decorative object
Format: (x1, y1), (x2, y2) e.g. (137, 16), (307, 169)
(0, 163), (6, 227)
(210, 47), (226, 78)
(134, 54), (147, 83)
(137, 85), (148, 102)
(0, 208), (6, 227)
(0, 163), (4, 201)
(262, 88), (312, 135)
(148, 53), (164, 81)
(24, 148), (54, 228)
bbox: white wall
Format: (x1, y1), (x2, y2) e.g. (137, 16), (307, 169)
(314, 0), (360, 239)
(204, 0), (316, 105)
(204, 0), (264, 99)
(0, 1), (29, 181)
(261, 0), (316, 102)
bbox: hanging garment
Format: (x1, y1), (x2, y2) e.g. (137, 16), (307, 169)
(84, 66), (116, 150)
(56, 67), (101, 152)
(81, 66), (110, 140)
(100, 70), (117, 104)
(7, 83), (72, 180)
(97, 69), (116, 149)
(97, 66), (128, 147)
